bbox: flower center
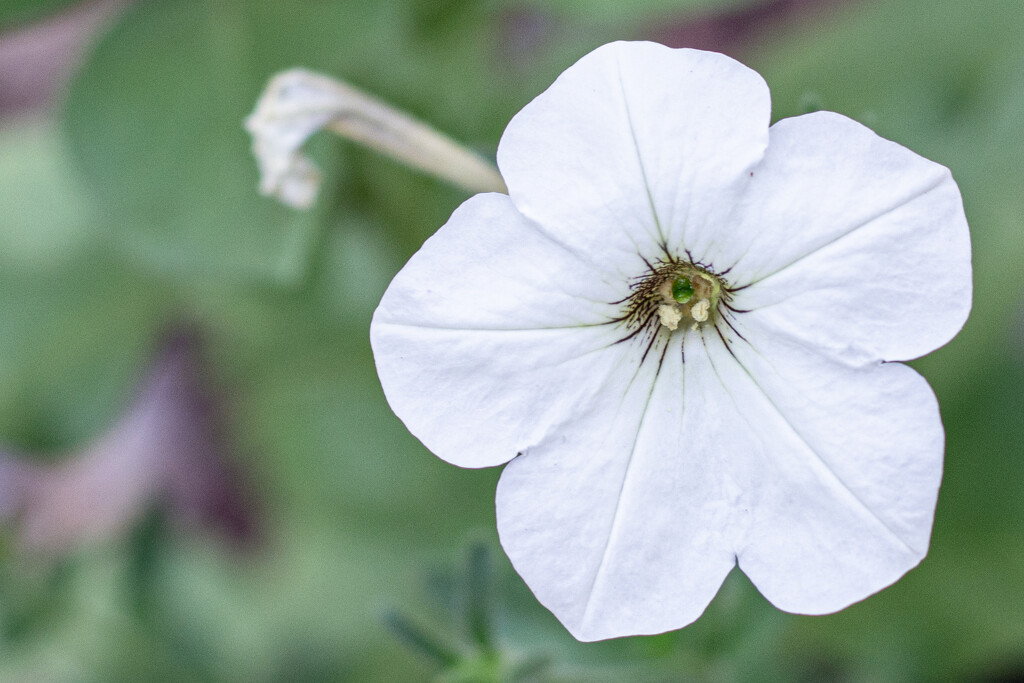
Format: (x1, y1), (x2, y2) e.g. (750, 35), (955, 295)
(621, 259), (724, 333)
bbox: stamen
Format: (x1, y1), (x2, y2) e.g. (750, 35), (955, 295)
(691, 299), (710, 322)
(657, 304), (683, 330)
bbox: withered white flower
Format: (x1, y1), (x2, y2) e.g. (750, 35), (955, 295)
(370, 41), (971, 641)
(245, 69), (505, 209)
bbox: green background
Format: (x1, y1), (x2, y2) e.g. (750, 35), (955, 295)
(1, 0), (1022, 680)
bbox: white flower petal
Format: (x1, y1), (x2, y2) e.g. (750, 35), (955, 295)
(496, 333), (756, 641)
(497, 41), (770, 280)
(707, 313), (943, 614)
(371, 193), (628, 469)
(722, 112), (971, 361)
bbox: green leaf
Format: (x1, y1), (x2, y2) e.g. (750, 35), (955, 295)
(62, 0), (325, 285)
(0, 0), (79, 29)
(515, 0), (760, 25)
(0, 257), (165, 452)
(0, 120), (96, 269)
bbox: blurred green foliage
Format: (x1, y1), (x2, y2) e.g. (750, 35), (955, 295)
(1, 0), (1023, 680)
(0, 0), (77, 29)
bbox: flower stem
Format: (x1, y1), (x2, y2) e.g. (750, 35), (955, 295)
(382, 609), (463, 667)
(464, 541), (494, 654)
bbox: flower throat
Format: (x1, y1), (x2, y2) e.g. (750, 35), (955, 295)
(623, 259), (724, 333)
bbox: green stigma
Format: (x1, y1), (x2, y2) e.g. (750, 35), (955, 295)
(671, 276), (695, 304)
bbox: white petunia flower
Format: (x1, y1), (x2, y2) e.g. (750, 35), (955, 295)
(370, 41), (971, 641)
